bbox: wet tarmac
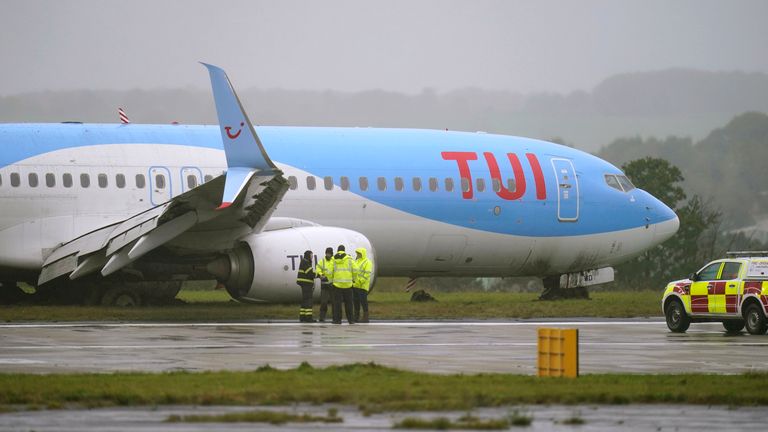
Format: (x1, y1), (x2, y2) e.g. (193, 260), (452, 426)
(0, 404), (766, 431)
(1, 319), (767, 374)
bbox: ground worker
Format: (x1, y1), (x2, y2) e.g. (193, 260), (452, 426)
(296, 250), (316, 322)
(315, 247), (334, 322)
(352, 247), (373, 323)
(330, 245), (355, 324)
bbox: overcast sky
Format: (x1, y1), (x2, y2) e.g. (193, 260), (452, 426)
(1, 0), (766, 96)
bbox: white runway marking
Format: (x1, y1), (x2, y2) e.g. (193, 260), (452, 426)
(5, 341), (768, 351)
(0, 320), (667, 329)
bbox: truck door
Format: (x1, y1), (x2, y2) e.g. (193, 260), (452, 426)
(690, 262), (722, 314)
(718, 261), (742, 314)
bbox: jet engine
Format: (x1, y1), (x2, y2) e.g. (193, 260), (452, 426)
(207, 226), (375, 303)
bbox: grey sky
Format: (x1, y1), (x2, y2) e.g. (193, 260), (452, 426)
(1, 0), (766, 95)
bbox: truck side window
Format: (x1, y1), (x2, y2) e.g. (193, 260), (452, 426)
(719, 262), (742, 280)
(697, 263), (721, 281)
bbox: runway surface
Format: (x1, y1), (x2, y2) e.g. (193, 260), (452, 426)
(1, 404), (766, 431)
(1, 318), (767, 374)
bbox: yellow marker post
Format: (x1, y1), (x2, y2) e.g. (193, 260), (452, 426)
(537, 328), (579, 378)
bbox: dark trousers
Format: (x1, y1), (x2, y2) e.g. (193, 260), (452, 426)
(299, 284), (314, 322)
(353, 288), (369, 321)
(332, 286), (355, 324)
(319, 284), (332, 321)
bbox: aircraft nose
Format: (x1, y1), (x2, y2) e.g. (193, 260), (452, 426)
(655, 214), (680, 244)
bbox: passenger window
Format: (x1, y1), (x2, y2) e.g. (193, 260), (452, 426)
(187, 175), (198, 189)
(359, 176), (368, 192)
(394, 177), (404, 192)
(507, 178), (516, 192)
(492, 178), (501, 193)
(412, 177), (422, 192)
(28, 173), (39, 187)
(324, 176), (333, 191)
(63, 173), (73, 188)
(116, 174), (126, 189)
(377, 177), (387, 191)
(720, 262), (742, 280)
(288, 176), (298, 190)
(98, 174), (108, 188)
(155, 174), (166, 189)
(306, 176), (316, 190)
(445, 178), (454, 192)
(697, 263), (721, 281)
(45, 173), (55, 187)
(605, 174), (622, 191)
(618, 175), (635, 192)
(135, 174), (146, 189)
(10, 173), (20, 187)
(461, 178), (470, 193)
(80, 173), (90, 188)
(429, 177), (438, 192)
(204, 174), (213, 183)
(340, 176), (350, 191)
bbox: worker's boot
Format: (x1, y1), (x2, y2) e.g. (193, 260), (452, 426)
(361, 311), (369, 323)
(319, 309), (326, 322)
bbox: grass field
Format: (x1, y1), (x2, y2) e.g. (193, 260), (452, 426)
(0, 290), (662, 322)
(1, 363), (767, 412)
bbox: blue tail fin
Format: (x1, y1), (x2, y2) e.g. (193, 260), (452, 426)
(202, 63), (278, 208)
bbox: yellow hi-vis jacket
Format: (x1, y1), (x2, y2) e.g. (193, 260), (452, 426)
(315, 256), (333, 285)
(353, 247), (373, 291)
(330, 252), (355, 289)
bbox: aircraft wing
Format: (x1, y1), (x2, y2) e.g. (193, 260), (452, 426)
(38, 64), (288, 285)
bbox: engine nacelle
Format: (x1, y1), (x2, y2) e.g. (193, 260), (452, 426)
(211, 226), (375, 303)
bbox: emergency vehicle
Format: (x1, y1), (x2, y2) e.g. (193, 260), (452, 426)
(662, 252), (768, 334)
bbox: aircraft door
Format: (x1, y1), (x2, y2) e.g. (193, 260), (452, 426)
(180, 167), (203, 193)
(551, 158), (579, 221)
(149, 166), (172, 205)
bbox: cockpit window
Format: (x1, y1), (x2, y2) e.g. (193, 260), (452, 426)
(605, 174), (622, 191)
(605, 174), (636, 192)
(617, 175), (635, 192)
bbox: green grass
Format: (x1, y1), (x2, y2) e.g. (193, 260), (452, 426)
(0, 290), (662, 322)
(166, 409), (342, 424)
(1, 363), (766, 412)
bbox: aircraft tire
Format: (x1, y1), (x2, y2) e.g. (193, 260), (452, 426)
(101, 287), (142, 307)
(665, 298), (690, 333)
(744, 303), (767, 335)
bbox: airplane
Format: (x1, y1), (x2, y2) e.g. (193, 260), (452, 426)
(0, 64), (679, 306)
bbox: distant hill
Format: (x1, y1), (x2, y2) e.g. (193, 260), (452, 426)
(1, 69), (767, 153)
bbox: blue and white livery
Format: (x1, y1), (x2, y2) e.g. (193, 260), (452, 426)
(0, 65), (679, 304)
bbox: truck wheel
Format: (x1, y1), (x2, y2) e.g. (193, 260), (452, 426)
(722, 320), (745, 333)
(744, 303), (767, 335)
(101, 287), (141, 307)
(665, 299), (690, 333)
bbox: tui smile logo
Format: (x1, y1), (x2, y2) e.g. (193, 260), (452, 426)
(225, 122), (244, 139)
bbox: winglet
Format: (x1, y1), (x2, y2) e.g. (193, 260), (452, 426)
(202, 63), (278, 208)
